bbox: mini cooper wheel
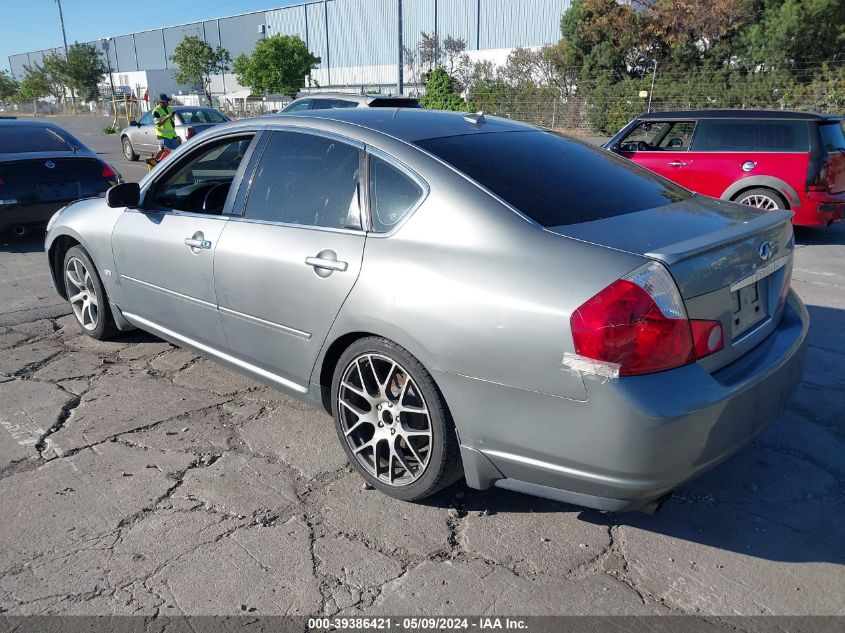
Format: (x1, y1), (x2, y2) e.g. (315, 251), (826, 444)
(735, 188), (786, 211)
(122, 136), (139, 161)
(331, 337), (462, 501)
(63, 245), (117, 339)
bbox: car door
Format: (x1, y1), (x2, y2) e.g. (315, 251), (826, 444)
(136, 110), (156, 153)
(618, 120), (699, 189)
(111, 131), (261, 351)
(213, 129), (366, 390)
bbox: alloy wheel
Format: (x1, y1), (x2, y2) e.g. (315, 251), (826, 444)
(737, 193), (779, 210)
(338, 353), (433, 486)
(123, 138), (134, 159)
(66, 256), (99, 331)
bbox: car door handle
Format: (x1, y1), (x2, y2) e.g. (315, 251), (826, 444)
(668, 161), (687, 167)
(184, 237), (212, 249)
(305, 256), (348, 272)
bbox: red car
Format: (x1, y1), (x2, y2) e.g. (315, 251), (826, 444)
(605, 110), (845, 227)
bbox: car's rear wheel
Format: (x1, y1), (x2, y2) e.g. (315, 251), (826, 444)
(331, 337), (462, 501)
(63, 245), (117, 339)
(735, 188), (787, 211)
(122, 136), (139, 161)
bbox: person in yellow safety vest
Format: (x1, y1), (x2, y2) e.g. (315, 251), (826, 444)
(152, 93), (180, 151)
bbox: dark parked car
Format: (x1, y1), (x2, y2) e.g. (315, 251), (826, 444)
(281, 92), (420, 113)
(606, 110), (845, 227)
(0, 120), (120, 237)
(120, 107), (229, 160)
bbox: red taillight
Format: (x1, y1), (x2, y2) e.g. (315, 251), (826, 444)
(690, 320), (724, 359)
(808, 160), (830, 193)
(101, 163), (117, 179)
(571, 264), (695, 376)
(186, 126), (195, 139)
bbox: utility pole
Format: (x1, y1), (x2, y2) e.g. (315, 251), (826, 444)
(55, 0), (76, 113)
(102, 38), (117, 124)
(397, 0), (404, 95)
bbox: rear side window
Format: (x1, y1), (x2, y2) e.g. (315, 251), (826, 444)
(0, 125), (74, 153)
(369, 98), (421, 109)
(244, 131), (361, 230)
(312, 99), (357, 110)
(819, 122), (845, 152)
(283, 100), (312, 112)
(416, 131), (689, 227)
(691, 120), (809, 151)
(369, 156), (423, 232)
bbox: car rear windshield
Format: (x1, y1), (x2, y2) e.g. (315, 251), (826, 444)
(819, 121), (845, 152)
(690, 119), (810, 151)
(415, 131), (689, 226)
(177, 109), (228, 124)
(0, 125), (75, 153)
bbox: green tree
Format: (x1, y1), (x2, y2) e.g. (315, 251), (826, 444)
(0, 70), (19, 102)
(560, 0), (641, 80)
(170, 35), (231, 107)
(18, 66), (52, 115)
(64, 42), (107, 101)
(233, 35), (320, 97)
(419, 67), (465, 111)
(41, 53), (70, 107)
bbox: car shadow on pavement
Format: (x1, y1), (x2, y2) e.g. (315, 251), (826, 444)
(794, 223), (845, 246)
(0, 231), (45, 253)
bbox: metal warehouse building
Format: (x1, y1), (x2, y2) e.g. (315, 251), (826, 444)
(9, 0), (571, 101)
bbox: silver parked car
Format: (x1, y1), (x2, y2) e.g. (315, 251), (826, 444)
(45, 109), (808, 512)
(120, 106), (229, 160)
(281, 92), (420, 112)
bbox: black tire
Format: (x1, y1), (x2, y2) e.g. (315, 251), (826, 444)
(733, 187), (787, 211)
(122, 136), (139, 161)
(62, 245), (118, 340)
(331, 336), (462, 501)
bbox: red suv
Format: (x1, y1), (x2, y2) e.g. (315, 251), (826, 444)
(605, 110), (845, 227)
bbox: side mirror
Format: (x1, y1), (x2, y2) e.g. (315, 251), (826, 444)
(129, 120), (139, 127)
(106, 182), (140, 208)
(608, 142), (622, 153)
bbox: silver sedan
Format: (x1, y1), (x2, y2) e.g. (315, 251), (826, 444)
(45, 109), (808, 512)
(119, 106), (229, 160)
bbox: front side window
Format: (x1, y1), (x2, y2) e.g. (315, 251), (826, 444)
(139, 111), (153, 126)
(416, 130), (689, 227)
(244, 131), (361, 230)
(312, 99), (358, 110)
(620, 121), (695, 151)
(369, 156), (423, 232)
(149, 135), (254, 213)
(691, 119), (810, 152)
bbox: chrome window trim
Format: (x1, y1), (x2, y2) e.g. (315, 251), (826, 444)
(227, 215), (366, 236)
(364, 146), (431, 238)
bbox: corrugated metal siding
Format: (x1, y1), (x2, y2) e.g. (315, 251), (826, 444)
(479, 0), (569, 49)
(114, 35), (137, 72)
(133, 30), (167, 70)
(306, 2), (328, 69)
(9, 54), (29, 78)
(403, 0), (435, 56)
(266, 4), (308, 40)
(218, 12), (264, 59)
(202, 21), (221, 48)
(437, 0), (477, 50)
(329, 0), (396, 68)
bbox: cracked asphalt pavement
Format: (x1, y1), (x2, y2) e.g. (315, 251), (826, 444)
(0, 117), (843, 618)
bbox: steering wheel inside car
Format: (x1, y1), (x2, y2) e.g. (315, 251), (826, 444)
(202, 182), (231, 214)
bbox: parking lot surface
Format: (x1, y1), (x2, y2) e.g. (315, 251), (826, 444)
(0, 116), (843, 617)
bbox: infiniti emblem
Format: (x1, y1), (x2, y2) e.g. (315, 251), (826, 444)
(44, 161), (55, 169)
(758, 241), (774, 261)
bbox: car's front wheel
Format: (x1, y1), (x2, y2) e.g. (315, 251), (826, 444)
(122, 136), (139, 161)
(63, 245), (117, 339)
(331, 337), (462, 501)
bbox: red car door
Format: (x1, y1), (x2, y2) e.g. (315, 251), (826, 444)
(618, 120), (699, 189)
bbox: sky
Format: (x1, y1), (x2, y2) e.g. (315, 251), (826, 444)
(2, 0), (300, 73)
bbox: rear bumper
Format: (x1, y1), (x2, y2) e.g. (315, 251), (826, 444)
(438, 291), (809, 512)
(793, 191), (845, 226)
(0, 202), (66, 231)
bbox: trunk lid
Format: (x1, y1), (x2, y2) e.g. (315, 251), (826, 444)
(548, 195), (795, 371)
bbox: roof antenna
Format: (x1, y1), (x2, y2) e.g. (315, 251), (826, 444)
(463, 111), (486, 126)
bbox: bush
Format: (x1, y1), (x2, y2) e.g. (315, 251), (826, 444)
(101, 125), (117, 134)
(420, 68), (465, 111)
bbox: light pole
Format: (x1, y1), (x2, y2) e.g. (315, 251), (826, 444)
(54, 0), (76, 112)
(101, 38), (117, 120)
